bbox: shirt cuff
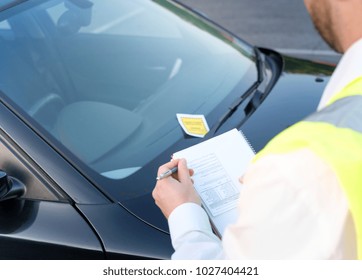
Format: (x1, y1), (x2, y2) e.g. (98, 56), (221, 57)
(168, 203), (213, 242)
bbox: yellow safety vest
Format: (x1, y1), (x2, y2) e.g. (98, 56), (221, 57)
(254, 76), (362, 259)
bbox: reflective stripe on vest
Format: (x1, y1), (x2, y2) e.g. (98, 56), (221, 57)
(253, 78), (362, 259)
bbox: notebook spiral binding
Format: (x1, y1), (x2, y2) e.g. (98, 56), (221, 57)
(238, 129), (256, 155)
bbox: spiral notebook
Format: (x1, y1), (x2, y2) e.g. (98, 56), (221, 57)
(173, 128), (255, 238)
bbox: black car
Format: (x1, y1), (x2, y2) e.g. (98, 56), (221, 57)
(0, 0), (334, 259)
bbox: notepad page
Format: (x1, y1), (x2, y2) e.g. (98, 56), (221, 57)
(173, 128), (255, 237)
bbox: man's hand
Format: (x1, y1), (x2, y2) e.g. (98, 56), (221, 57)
(152, 158), (201, 219)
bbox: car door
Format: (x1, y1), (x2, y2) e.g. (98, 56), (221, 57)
(0, 103), (105, 259)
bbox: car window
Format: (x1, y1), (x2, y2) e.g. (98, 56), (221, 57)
(48, 0), (183, 38)
(0, 19), (10, 29)
(0, 0), (257, 199)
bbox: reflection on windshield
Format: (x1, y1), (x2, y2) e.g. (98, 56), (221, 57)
(0, 0), (255, 182)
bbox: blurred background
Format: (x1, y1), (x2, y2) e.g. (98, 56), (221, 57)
(178, 0), (341, 64)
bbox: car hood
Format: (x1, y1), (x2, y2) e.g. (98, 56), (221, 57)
(242, 54), (335, 152)
(120, 53), (335, 234)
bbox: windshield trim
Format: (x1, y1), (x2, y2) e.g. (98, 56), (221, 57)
(0, 0), (27, 12)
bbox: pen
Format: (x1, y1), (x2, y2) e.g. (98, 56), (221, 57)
(156, 166), (178, 180)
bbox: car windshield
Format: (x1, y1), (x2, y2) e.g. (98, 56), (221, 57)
(0, 0), (257, 199)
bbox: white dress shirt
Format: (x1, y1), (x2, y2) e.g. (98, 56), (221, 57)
(318, 38), (362, 110)
(167, 39), (362, 259)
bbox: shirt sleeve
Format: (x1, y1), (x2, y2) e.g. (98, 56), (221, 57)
(168, 202), (225, 259)
(222, 149), (351, 259)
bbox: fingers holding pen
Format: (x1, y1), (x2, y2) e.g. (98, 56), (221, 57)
(175, 158), (193, 183)
(152, 158), (200, 219)
(157, 159), (179, 178)
(156, 158), (193, 182)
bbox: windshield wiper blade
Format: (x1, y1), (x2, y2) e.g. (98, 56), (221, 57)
(254, 47), (265, 84)
(207, 47), (265, 136)
(207, 82), (259, 136)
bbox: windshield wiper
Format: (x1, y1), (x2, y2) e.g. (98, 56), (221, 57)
(206, 47), (266, 136)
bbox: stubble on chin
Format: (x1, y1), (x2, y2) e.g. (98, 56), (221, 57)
(308, 0), (342, 53)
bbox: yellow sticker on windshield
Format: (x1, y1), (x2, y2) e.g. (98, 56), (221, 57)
(177, 114), (210, 138)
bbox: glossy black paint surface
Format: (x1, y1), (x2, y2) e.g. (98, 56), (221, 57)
(77, 203), (173, 259)
(242, 55), (332, 152)
(0, 0), (334, 260)
(0, 200), (104, 259)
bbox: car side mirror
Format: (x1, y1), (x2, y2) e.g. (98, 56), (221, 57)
(0, 170), (26, 202)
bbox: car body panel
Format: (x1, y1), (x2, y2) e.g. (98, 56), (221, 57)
(0, 200), (104, 259)
(77, 203), (173, 259)
(242, 55), (333, 152)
